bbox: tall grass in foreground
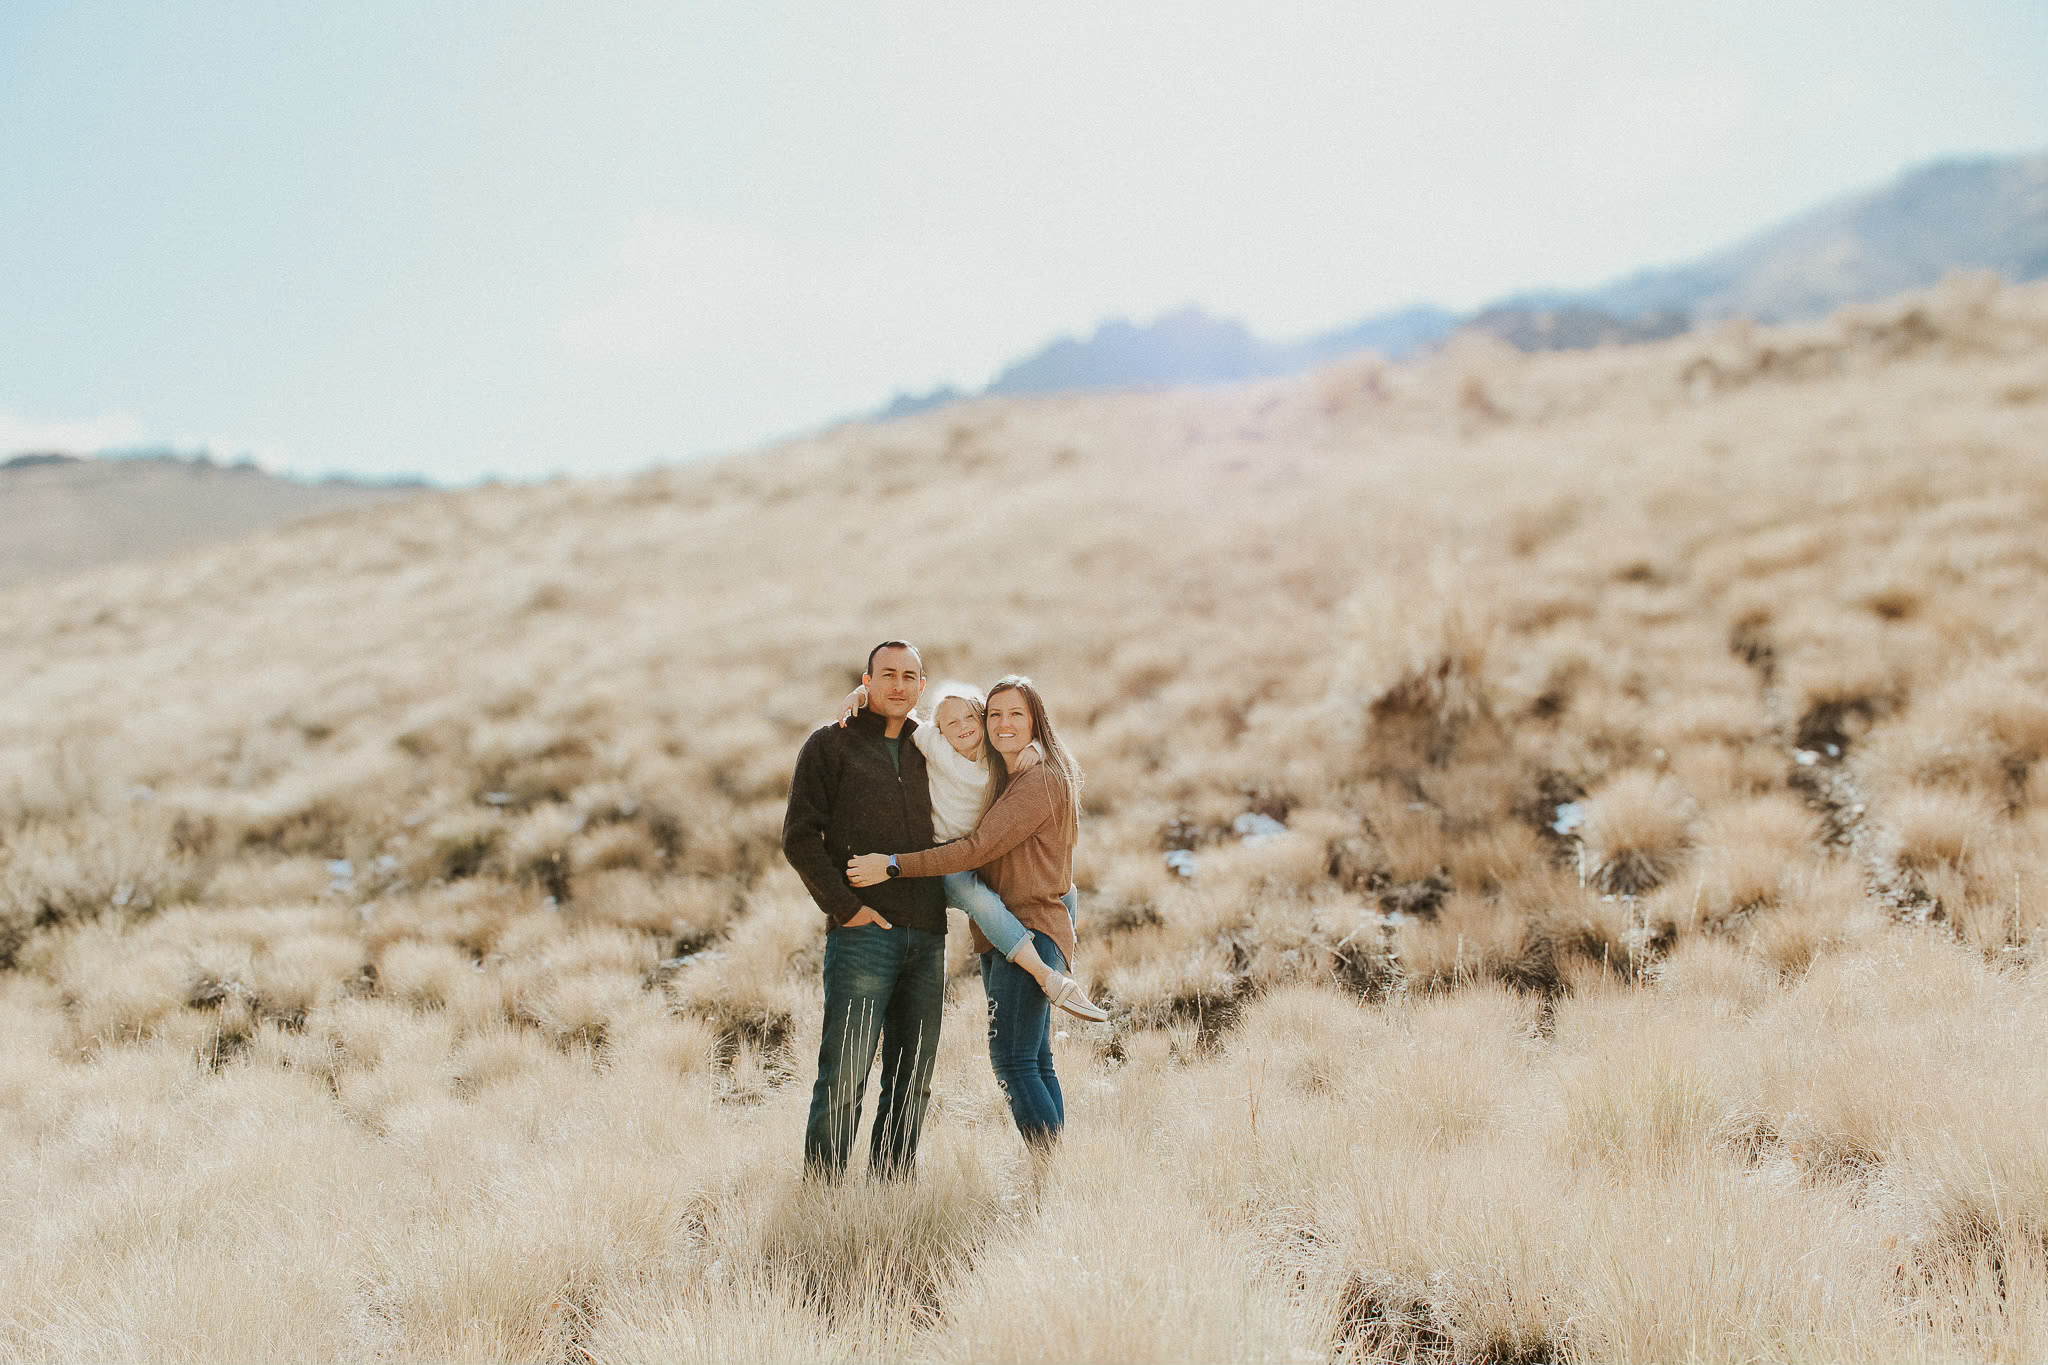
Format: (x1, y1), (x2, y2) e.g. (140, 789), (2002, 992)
(2, 940), (2043, 1361)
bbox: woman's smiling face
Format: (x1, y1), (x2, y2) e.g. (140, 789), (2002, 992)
(934, 696), (984, 760)
(985, 688), (1034, 761)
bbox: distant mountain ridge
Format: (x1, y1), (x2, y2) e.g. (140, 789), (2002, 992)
(881, 303), (1458, 419)
(880, 150), (2047, 416)
(1495, 152), (2048, 324)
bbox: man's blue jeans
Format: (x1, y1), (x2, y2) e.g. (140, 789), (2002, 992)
(979, 928), (1067, 1147)
(803, 923), (945, 1179)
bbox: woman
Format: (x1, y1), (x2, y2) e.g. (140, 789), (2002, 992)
(848, 675), (1086, 1149)
(839, 678), (1105, 1021)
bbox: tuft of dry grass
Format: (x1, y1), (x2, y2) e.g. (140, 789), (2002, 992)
(1578, 770), (1693, 894)
(1888, 786), (1997, 873)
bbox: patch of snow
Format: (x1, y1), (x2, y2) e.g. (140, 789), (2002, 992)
(1232, 812), (1289, 842)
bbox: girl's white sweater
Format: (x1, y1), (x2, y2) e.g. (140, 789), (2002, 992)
(910, 723), (991, 840)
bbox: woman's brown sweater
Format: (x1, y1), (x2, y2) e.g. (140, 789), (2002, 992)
(895, 763), (1078, 963)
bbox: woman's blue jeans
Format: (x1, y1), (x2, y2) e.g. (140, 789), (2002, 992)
(944, 872), (1076, 961)
(979, 928), (1067, 1147)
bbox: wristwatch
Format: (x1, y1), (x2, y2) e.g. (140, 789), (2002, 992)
(885, 855), (900, 878)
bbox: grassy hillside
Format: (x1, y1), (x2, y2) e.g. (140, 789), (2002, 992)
(0, 454), (422, 588)
(2, 274), (2045, 1362)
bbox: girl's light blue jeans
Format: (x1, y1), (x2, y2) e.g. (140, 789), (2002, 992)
(942, 872), (1076, 962)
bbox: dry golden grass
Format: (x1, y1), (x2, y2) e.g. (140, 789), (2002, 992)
(1578, 768), (1694, 893)
(1, 276), (2046, 1359)
(1889, 786), (1999, 872)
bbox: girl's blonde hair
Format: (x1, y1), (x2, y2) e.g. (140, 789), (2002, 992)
(921, 680), (987, 724)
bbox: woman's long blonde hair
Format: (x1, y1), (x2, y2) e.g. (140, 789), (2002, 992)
(984, 675), (1083, 823)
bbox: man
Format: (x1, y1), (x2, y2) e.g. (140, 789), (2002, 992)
(782, 639), (948, 1179)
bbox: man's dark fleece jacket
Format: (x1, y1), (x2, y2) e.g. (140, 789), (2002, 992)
(782, 710), (948, 933)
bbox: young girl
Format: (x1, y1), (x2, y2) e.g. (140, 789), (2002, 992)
(842, 680), (1107, 1022)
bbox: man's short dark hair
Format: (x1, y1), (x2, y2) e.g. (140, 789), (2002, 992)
(866, 639), (923, 677)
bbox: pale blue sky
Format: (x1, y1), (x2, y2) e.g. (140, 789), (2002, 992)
(2, 1), (2043, 481)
